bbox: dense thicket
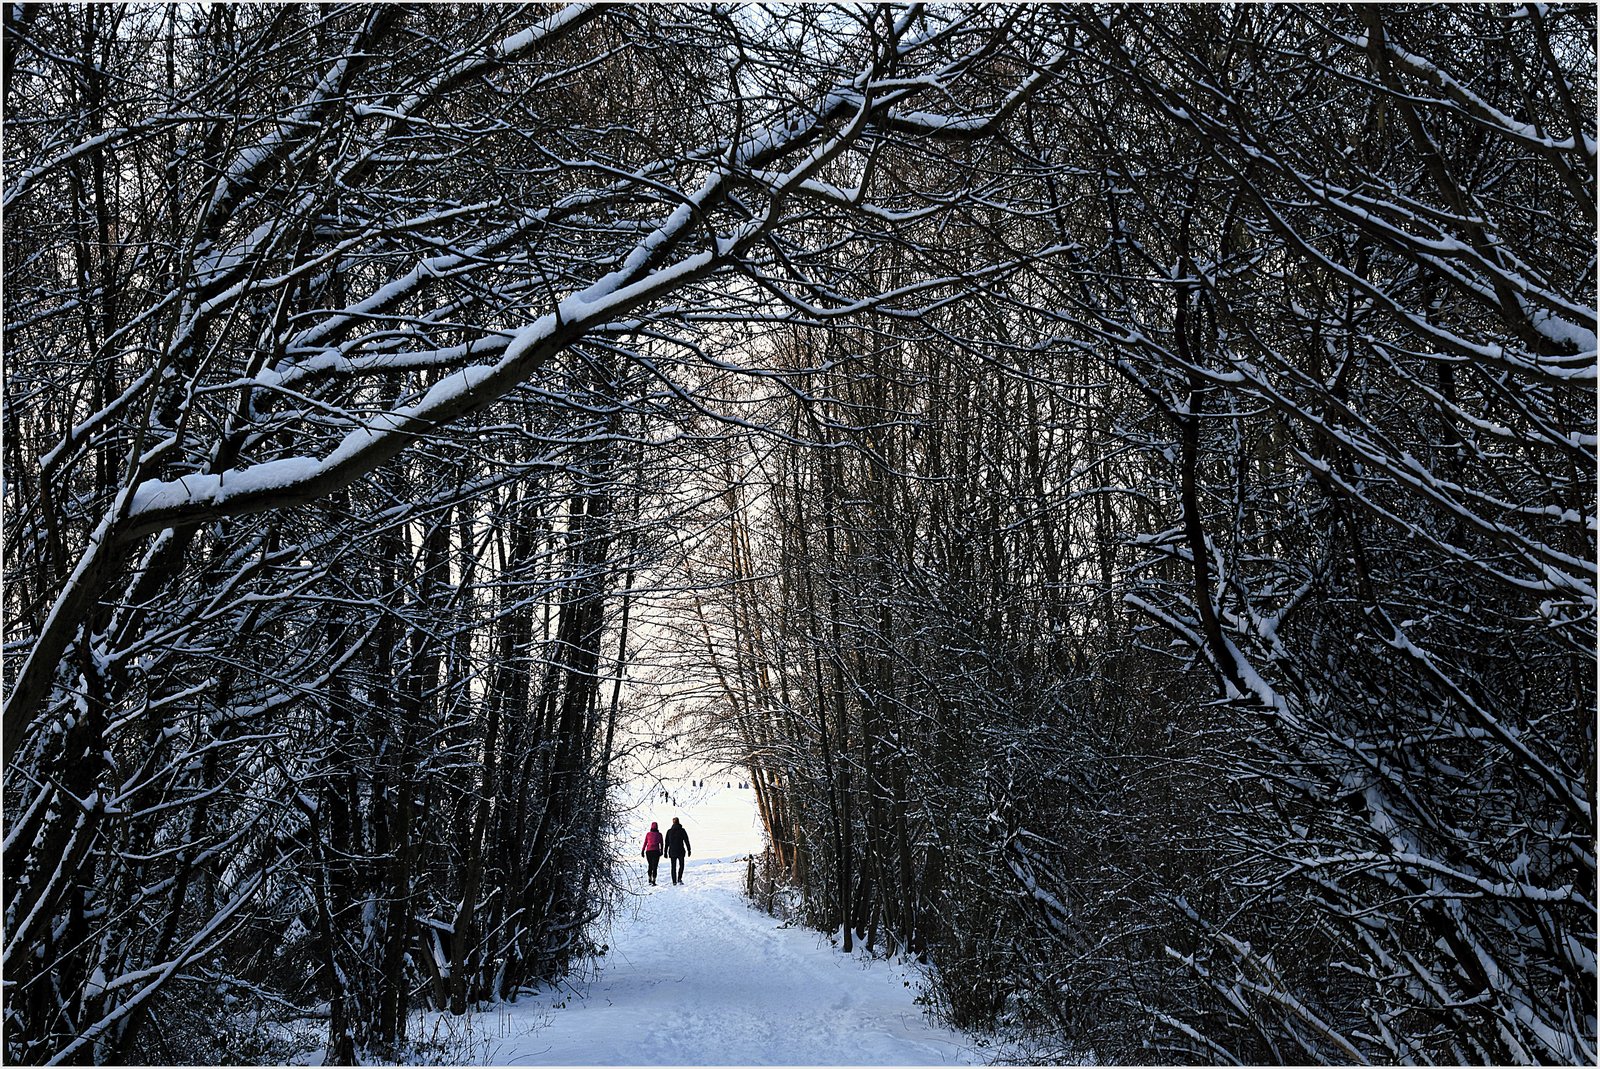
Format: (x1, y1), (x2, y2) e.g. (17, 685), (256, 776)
(670, 4), (1597, 1064)
(4, 4), (1593, 1065)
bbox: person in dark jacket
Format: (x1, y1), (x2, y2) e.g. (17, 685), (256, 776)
(641, 821), (664, 885)
(664, 816), (691, 884)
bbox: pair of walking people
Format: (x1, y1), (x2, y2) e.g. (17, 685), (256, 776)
(640, 816), (691, 885)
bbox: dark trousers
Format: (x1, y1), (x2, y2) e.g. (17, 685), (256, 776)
(669, 854), (685, 883)
(645, 850), (661, 883)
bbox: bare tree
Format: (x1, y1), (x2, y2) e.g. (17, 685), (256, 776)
(5, 5), (1081, 1062)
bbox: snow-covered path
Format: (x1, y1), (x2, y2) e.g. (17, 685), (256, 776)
(478, 784), (982, 1066)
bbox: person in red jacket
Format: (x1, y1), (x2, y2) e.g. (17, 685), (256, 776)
(641, 821), (664, 885)
(664, 816), (691, 884)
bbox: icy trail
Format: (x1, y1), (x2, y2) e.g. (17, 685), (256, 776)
(470, 783), (982, 1066)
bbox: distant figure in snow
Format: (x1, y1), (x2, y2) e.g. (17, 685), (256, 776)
(664, 816), (692, 885)
(641, 821), (664, 885)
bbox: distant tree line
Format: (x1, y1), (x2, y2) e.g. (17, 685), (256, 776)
(3, 4), (1593, 1065)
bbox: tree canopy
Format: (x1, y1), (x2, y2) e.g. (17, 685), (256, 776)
(4, 4), (1594, 1064)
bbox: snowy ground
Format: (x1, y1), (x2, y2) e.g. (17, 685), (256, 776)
(433, 780), (987, 1066)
